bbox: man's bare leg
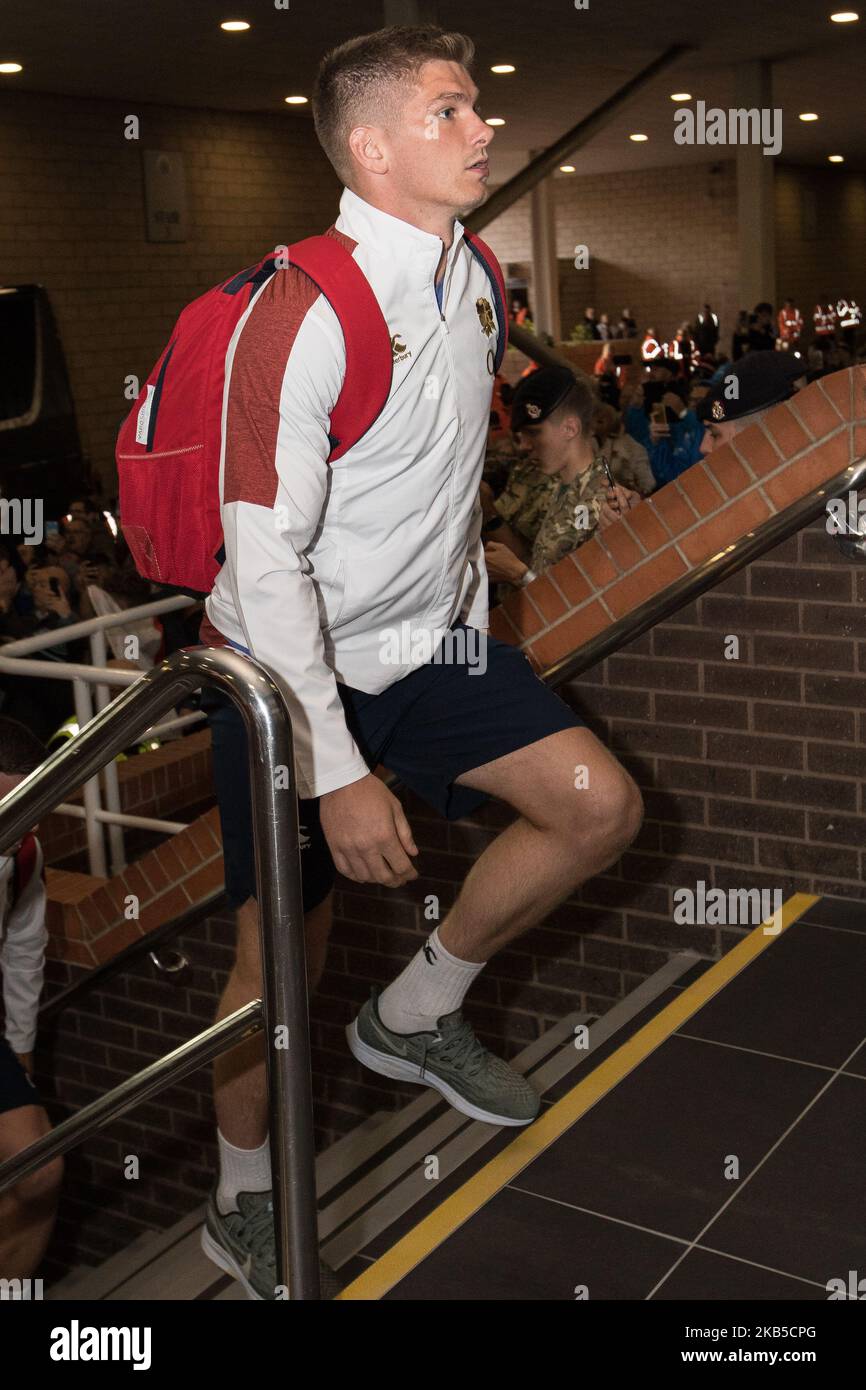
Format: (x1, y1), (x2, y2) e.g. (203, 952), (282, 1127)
(213, 891), (333, 1150)
(440, 726), (643, 962)
(0, 1107), (63, 1278)
(376, 727), (642, 1032)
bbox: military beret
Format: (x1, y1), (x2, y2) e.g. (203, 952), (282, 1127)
(696, 350), (805, 424)
(510, 366), (578, 433)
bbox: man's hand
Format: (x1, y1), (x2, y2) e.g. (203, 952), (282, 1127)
(484, 540), (528, 584)
(319, 774), (419, 887)
(43, 593), (73, 619)
(598, 484), (640, 530)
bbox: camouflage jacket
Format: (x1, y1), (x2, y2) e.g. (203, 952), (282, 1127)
(493, 458), (559, 542)
(530, 455), (610, 574)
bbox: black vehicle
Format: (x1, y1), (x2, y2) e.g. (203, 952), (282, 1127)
(0, 283), (92, 533)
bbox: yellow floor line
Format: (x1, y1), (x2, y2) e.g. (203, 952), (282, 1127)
(336, 892), (819, 1300)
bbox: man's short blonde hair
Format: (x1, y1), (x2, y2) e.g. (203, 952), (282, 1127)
(312, 24), (475, 187)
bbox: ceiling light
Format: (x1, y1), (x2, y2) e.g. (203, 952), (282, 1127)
(559, 164), (576, 173)
(799, 112), (819, 121)
(284, 95), (308, 104)
(629, 133), (649, 142)
(485, 117), (505, 126)
(220, 20), (250, 31)
(828, 153), (845, 162)
(830, 11), (859, 21)
(671, 92), (692, 101)
(0, 62), (22, 73)
(490, 65), (515, 74)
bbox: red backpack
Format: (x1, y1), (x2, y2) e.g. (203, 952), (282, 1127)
(117, 228), (508, 597)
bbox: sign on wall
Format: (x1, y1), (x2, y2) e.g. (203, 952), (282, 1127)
(142, 150), (188, 243)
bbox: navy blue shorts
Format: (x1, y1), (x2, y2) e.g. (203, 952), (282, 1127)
(200, 622), (582, 910)
(0, 1037), (41, 1116)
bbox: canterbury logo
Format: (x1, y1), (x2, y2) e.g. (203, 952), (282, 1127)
(423, 943), (437, 965)
(391, 333), (411, 362)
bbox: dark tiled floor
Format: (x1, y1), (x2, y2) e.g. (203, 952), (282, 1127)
(363, 897), (866, 1301)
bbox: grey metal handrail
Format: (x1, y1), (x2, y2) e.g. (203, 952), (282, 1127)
(0, 645), (320, 1300)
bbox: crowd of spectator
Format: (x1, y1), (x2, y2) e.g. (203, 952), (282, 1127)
(0, 496), (201, 744)
(491, 292), (865, 603)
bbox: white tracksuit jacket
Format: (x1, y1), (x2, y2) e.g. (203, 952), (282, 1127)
(0, 840), (47, 1056)
(203, 187), (502, 800)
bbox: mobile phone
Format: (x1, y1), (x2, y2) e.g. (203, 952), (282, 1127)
(652, 402), (668, 429)
(46, 520), (59, 536)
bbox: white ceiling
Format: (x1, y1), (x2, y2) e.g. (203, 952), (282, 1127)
(1, 0), (864, 179)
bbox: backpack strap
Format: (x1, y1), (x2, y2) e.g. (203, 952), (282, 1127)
(288, 233), (393, 461)
(463, 230), (509, 373)
(10, 833), (38, 912)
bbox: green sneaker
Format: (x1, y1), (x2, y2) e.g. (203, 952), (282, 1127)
(201, 1189), (342, 1300)
(346, 989), (541, 1127)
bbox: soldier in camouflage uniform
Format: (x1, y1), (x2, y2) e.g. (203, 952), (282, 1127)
(484, 366), (641, 590)
(528, 454), (611, 572)
(492, 457), (559, 546)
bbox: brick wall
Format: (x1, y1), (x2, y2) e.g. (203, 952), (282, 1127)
(775, 164), (866, 317)
(0, 90), (340, 498)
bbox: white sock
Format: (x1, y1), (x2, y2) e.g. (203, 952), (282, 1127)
(216, 1131), (271, 1214)
(376, 927), (485, 1034)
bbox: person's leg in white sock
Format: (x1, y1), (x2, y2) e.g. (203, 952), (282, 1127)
(216, 1131), (272, 1215)
(376, 926), (485, 1034)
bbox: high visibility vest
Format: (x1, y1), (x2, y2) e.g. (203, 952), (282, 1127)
(641, 334), (662, 361)
(814, 304), (836, 336)
(778, 308), (802, 340)
(837, 298), (861, 329)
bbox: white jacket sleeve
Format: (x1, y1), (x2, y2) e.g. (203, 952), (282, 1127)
(459, 493), (490, 633)
(221, 306), (372, 800)
(0, 844), (47, 1055)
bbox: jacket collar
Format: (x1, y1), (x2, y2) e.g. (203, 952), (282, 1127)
(336, 186), (466, 284)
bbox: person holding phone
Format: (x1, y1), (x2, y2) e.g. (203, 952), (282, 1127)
(484, 367), (640, 589)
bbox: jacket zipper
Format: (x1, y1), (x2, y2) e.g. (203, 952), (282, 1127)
(423, 274), (462, 621)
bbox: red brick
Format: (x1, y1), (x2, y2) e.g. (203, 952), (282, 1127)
(763, 433), (853, 511)
(91, 918), (146, 964)
(501, 587), (546, 641)
(649, 483), (699, 536)
(121, 862), (152, 908)
(573, 536), (619, 589)
(731, 423), (782, 478)
(596, 517), (645, 573)
(138, 851), (171, 894)
(524, 573), (569, 623)
(186, 814), (221, 859)
(604, 547), (689, 619)
(88, 884), (121, 931)
(791, 378), (845, 439)
(136, 883), (195, 934)
(818, 368), (853, 421)
(853, 365), (866, 422)
(763, 400), (812, 458)
(855, 424), (866, 460)
(623, 502), (669, 553)
(679, 493), (773, 566)
(676, 462), (726, 518)
(488, 605), (522, 647)
(182, 859), (226, 902)
(548, 553), (593, 607)
(171, 831), (203, 874)
(703, 444), (752, 500)
(527, 600), (612, 669)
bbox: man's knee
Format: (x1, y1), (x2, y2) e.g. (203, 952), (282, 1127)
(593, 770), (644, 853)
(13, 1154), (63, 1209)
